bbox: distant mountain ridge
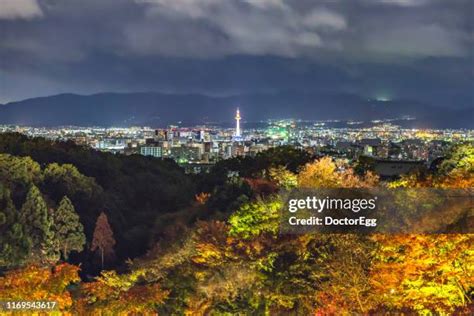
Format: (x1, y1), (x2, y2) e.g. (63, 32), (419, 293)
(0, 92), (472, 128)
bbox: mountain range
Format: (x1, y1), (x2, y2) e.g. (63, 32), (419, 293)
(0, 92), (472, 128)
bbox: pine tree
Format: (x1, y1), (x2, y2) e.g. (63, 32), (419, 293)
(19, 184), (56, 263)
(0, 184), (31, 268)
(52, 196), (86, 260)
(91, 212), (116, 269)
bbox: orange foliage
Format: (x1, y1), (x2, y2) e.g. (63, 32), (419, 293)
(192, 221), (230, 266)
(435, 171), (474, 189)
(195, 192), (211, 205)
(0, 263), (80, 312)
(76, 270), (169, 314)
(314, 292), (352, 316)
(370, 234), (474, 314)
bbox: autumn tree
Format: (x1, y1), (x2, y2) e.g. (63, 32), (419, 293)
(91, 212), (116, 270)
(195, 192), (211, 205)
(437, 143), (473, 175)
(370, 234), (474, 314)
(298, 157), (378, 188)
(19, 184), (56, 263)
(268, 166), (297, 189)
(374, 144), (474, 314)
(314, 235), (378, 314)
(52, 196), (86, 260)
(77, 269), (169, 314)
(0, 263), (80, 312)
(298, 157), (340, 188)
(435, 143), (473, 188)
(129, 225), (199, 315)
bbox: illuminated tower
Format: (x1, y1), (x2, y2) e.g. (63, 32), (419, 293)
(235, 108), (241, 138)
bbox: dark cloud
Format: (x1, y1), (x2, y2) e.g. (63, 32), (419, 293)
(0, 0), (472, 105)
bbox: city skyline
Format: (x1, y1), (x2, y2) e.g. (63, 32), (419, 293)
(0, 2), (473, 314)
(2, 116), (471, 175)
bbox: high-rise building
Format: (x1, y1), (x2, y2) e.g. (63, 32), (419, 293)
(235, 108), (241, 137)
(233, 108), (242, 141)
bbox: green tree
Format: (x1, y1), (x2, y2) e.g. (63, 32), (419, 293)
(0, 184), (31, 268)
(435, 143), (474, 188)
(52, 196), (86, 260)
(228, 198), (282, 239)
(0, 154), (42, 187)
(19, 184), (56, 263)
(268, 166), (297, 189)
(437, 143), (474, 175)
(43, 163), (99, 200)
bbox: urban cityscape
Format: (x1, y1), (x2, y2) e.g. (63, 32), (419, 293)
(1, 0), (472, 314)
(2, 108), (472, 177)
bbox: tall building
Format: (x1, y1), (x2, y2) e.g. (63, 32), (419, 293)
(235, 108), (241, 138)
(233, 108), (242, 141)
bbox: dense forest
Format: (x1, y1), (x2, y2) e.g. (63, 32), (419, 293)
(0, 133), (472, 315)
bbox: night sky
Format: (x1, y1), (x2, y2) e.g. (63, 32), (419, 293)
(1, 0), (473, 108)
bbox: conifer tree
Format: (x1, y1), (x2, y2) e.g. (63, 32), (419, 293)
(52, 196), (86, 260)
(19, 184), (56, 262)
(91, 212), (116, 269)
(0, 184), (31, 268)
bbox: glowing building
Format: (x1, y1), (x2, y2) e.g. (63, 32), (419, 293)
(235, 108), (241, 138)
(233, 108), (242, 141)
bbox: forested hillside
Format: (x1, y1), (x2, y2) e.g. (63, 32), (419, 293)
(0, 133), (196, 270)
(0, 135), (472, 314)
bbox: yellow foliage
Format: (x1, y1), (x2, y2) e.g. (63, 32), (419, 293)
(0, 263), (80, 313)
(298, 157), (378, 188)
(268, 166), (298, 189)
(370, 234), (474, 314)
(77, 269), (168, 314)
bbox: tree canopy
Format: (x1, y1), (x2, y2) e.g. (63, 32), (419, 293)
(0, 134), (472, 315)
